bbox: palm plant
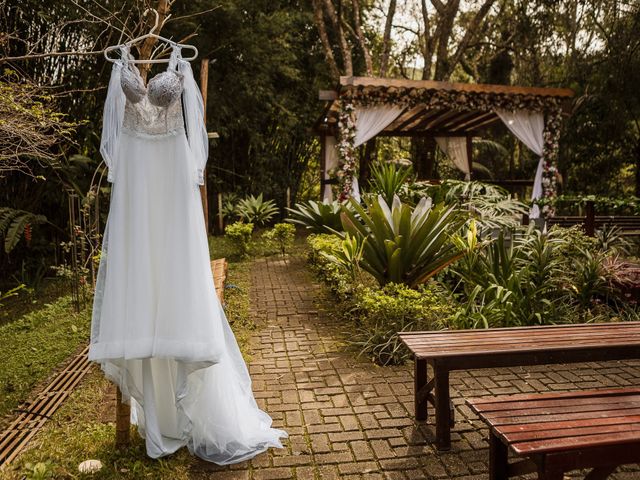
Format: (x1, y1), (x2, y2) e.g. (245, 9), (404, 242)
(368, 162), (413, 206)
(236, 194), (278, 226)
(286, 199), (344, 234)
(338, 195), (466, 287)
(220, 192), (242, 222)
(399, 180), (527, 232)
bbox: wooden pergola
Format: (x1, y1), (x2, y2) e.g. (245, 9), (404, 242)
(316, 76), (574, 215)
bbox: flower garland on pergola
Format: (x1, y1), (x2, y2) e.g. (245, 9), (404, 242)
(334, 86), (565, 217)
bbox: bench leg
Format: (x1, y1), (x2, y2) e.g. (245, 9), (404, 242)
(537, 468), (564, 480)
(415, 359), (428, 422)
(434, 364), (451, 451)
(489, 431), (508, 480)
(584, 466), (617, 480)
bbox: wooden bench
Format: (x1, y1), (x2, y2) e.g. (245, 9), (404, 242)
(399, 322), (640, 451)
(468, 388), (640, 480)
(211, 257), (228, 304)
(114, 257), (228, 448)
(547, 215), (640, 236)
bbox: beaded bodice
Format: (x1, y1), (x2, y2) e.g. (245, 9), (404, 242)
(120, 47), (184, 136)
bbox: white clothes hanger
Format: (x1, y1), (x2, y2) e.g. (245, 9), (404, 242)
(104, 9), (198, 64)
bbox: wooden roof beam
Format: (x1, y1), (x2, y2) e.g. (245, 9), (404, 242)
(440, 110), (484, 131)
(411, 109), (461, 132)
(386, 105), (426, 131)
(455, 113), (501, 132)
(449, 111), (496, 132)
(394, 108), (448, 132)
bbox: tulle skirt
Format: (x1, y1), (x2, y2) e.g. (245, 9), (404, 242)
(89, 128), (286, 463)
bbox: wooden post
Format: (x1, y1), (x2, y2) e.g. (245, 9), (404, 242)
(585, 200), (595, 237)
(319, 133), (327, 201)
(218, 192), (224, 233)
(199, 59), (210, 233)
(115, 388), (130, 448)
(466, 135), (473, 181)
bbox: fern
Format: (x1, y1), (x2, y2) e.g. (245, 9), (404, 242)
(0, 207), (47, 253)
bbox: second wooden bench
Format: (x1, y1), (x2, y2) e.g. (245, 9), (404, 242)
(399, 322), (640, 450)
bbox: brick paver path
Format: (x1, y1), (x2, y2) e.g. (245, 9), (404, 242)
(192, 257), (640, 480)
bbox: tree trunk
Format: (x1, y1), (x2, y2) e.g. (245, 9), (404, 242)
(379, 0), (397, 77)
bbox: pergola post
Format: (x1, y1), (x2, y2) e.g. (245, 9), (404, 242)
(540, 108), (564, 218)
(466, 135), (473, 181)
(319, 132), (327, 201)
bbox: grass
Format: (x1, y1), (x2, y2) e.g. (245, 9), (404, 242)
(0, 278), (72, 327)
(0, 371), (194, 480)
(0, 235), (260, 479)
(0, 294), (91, 422)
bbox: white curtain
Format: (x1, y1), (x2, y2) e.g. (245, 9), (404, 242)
(495, 109), (545, 218)
(436, 137), (470, 180)
(354, 106), (403, 146)
(351, 106), (403, 201)
(323, 106), (403, 202)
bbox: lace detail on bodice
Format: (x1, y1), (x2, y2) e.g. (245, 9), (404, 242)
(120, 46), (184, 136)
(122, 96), (183, 136)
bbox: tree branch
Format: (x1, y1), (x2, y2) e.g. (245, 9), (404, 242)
(446, 0), (497, 79)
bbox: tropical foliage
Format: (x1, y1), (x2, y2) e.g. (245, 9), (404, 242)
(287, 200), (344, 234)
(236, 194), (279, 226)
(337, 195), (466, 287)
(368, 162), (413, 207)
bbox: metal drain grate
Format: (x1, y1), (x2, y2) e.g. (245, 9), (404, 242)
(0, 345), (92, 466)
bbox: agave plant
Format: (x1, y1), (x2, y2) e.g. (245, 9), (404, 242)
(286, 199), (344, 234)
(236, 194), (279, 226)
(368, 162), (413, 207)
(338, 195), (466, 287)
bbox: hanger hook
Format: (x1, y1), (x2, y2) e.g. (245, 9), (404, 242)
(142, 8), (160, 33)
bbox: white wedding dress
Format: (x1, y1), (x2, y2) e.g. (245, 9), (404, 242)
(89, 45), (286, 463)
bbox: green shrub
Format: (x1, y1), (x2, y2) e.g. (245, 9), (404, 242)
(350, 282), (453, 366)
(306, 234), (354, 300)
(237, 194), (278, 226)
(225, 222), (254, 258)
(320, 233), (364, 283)
(287, 199), (344, 234)
(263, 223), (296, 256)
